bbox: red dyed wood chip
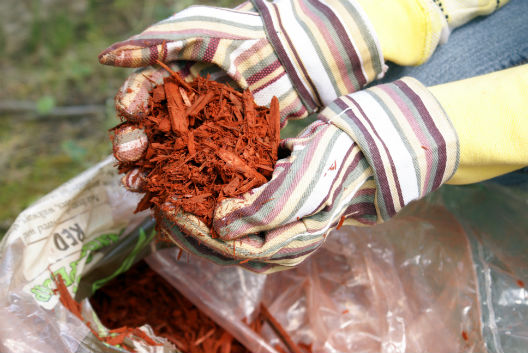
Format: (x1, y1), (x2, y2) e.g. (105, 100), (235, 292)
(112, 63), (280, 230)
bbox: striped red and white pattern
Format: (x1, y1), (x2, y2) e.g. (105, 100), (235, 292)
(251, 0), (385, 110)
(322, 77), (459, 219)
(158, 78), (458, 273)
(121, 168), (146, 192)
(213, 122), (372, 238)
(112, 126), (148, 162)
(99, 0), (384, 126)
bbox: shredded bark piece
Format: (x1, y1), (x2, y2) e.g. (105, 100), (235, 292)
(336, 215), (346, 230)
(112, 64), (280, 230)
(260, 304), (303, 353)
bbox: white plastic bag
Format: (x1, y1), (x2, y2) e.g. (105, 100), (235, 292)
(1, 153), (527, 353)
(0, 157), (174, 352)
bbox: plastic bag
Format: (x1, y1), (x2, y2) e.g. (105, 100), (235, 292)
(0, 153), (527, 353)
(0, 157), (174, 352)
(149, 182), (528, 353)
(148, 196), (477, 352)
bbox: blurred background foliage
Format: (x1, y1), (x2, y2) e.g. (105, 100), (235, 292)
(0, 0), (242, 236)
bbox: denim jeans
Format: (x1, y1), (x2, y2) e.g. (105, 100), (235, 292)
(376, 0), (528, 185)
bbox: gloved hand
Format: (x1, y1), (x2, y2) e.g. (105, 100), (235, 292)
(99, 0), (385, 126)
(105, 0), (511, 121)
(102, 0), (384, 268)
(106, 0), (468, 183)
(157, 77), (459, 273)
(106, 0), (513, 272)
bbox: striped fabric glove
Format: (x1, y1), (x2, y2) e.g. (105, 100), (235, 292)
(99, 0), (385, 126)
(159, 77), (459, 273)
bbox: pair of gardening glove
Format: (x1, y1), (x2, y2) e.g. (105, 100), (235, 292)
(102, 0), (525, 273)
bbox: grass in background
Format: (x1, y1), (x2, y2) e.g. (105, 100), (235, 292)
(0, 0), (239, 236)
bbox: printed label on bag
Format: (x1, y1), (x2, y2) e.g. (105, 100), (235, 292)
(26, 231), (121, 305)
(12, 159), (129, 310)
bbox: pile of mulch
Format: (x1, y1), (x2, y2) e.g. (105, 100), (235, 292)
(112, 62), (280, 229)
(89, 261), (250, 353)
(55, 260), (312, 353)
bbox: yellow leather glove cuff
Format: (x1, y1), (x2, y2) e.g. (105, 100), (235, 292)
(437, 0), (510, 29)
(356, 0), (448, 66)
(429, 64), (528, 185)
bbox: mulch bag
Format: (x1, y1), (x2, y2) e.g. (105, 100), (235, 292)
(0, 155), (527, 352)
(149, 181), (528, 353)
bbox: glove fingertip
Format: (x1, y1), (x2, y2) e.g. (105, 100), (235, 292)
(98, 42), (142, 67)
(115, 89), (149, 121)
(98, 52), (110, 65)
(121, 169), (146, 192)
(98, 44), (121, 66)
(113, 125), (148, 162)
(115, 67), (166, 120)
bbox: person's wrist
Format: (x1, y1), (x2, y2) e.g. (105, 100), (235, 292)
(429, 64), (528, 185)
(321, 77), (459, 219)
(356, 0), (448, 66)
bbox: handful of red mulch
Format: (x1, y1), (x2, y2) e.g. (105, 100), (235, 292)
(112, 62), (280, 230)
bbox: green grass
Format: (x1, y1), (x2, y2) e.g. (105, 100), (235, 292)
(0, 110), (114, 232)
(0, 0), (235, 236)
